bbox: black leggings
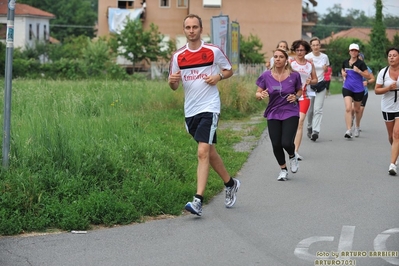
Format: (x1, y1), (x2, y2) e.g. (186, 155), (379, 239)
(267, 117), (299, 166)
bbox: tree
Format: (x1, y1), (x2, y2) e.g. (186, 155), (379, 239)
(384, 15), (399, 28)
(239, 34), (265, 64)
(18, 0), (97, 41)
(109, 19), (174, 73)
(313, 4), (374, 39)
(369, 0), (390, 72)
(392, 33), (399, 47)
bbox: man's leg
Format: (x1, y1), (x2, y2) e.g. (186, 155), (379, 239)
(208, 144), (230, 183)
(196, 142), (211, 196)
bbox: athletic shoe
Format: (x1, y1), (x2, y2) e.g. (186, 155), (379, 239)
(185, 197), (202, 216)
(353, 127), (360, 138)
(290, 156), (299, 173)
(277, 169), (288, 181)
(295, 152), (303, 161)
(388, 163), (397, 176)
(307, 127), (312, 139)
(225, 178), (240, 208)
(311, 131), (319, 141)
(344, 129), (352, 138)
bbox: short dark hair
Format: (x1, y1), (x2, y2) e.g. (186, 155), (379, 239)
(291, 40), (311, 53)
(386, 47), (399, 56)
(183, 14), (202, 28)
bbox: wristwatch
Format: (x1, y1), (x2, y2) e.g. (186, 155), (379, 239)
(219, 73), (224, 80)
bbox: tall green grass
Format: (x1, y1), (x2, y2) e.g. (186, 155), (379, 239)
(0, 77), (266, 235)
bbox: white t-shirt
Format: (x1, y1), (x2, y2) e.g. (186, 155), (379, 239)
(377, 67), (399, 112)
(169, 41), (232, 117)
(290, 59), (315, 99)
(305, 52), (330, 82)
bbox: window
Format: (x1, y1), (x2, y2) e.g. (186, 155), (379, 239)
(118, 1), (134, 9)
(36, 23), (40, 40)
(177, 0), (188, 8)
(44, 25), (47, 41)
(203, 0), (221, 8)
(0, 23), (6, 39)
(29, 24), (33, 40)
(160, 0), (169, 7)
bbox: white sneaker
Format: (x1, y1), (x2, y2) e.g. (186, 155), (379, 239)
(344, 129), (352, 138)
(185, 197), (203, 216)
(277, 169), (288, 181)
(290, 156), (299, 173)
(295, 152), (303, 161)
(354, 127), (360, 137)
(225, 178), (240, 208)
(389, 163), (397, 176)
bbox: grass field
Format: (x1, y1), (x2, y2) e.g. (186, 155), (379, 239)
(0, 77), (267, 235)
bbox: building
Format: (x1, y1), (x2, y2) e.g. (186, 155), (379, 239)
(0, 0), (55, 49)
(97, 0), (318, 64)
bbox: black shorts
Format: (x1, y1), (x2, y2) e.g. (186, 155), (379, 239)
(361, 92), (368, 107)
(342, 88), (364, 102)
(382, 111), (399, 122)
(185, 112), (219, 144)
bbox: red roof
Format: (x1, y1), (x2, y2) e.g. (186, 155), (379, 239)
(321, 27), (399, 44)
(0, 1), (55, 18)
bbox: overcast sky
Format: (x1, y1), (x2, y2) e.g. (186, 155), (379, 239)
(312, 0), (399, 17)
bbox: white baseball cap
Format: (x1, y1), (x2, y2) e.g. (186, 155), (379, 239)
(349, 43), (359, 51)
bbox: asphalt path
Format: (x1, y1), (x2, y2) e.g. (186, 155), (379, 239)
(1, 92), (399, 266)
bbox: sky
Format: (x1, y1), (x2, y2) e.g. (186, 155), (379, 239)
(312, 0), (399, 17)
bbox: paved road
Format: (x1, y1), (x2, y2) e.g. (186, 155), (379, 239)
(1, 92), (399, 266)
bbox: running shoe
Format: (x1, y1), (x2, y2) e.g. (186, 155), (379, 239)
(389, 163), (397, 176)
(353, 127), (360, 138)
(311, 131), (319, 141)
(344, 129), (352, 138)
(225, 178), (240, 208)
(277, 169), (288, 181)
(185, 197), (202, 216)
(295, 152), (303, 161)
(290, 156), (299, 173)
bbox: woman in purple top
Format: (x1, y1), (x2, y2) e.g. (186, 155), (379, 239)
(341, 43), (370, 138)
(255, 48), (302, 181)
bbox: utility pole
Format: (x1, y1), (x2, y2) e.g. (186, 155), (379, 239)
(2, 0), (16, 169)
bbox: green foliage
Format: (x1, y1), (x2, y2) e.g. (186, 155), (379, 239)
(3, 36), (129, 80)
(320, 1), (399, 74)
(109, 19), (174, 72)
(81, 37), (115, 77)
(0, 78), (265, 235)
(239, 34), (265, 64)
(18, 0), (97, 42)
(48, 35), (91, 61)
(392, 33), (399, 47)
(384, 15), (399, 28)
(369, 0), (389, 64)
(368, 0), (391, 73)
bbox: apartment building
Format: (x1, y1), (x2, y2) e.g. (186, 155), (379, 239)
(97, 0), (318, 63)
